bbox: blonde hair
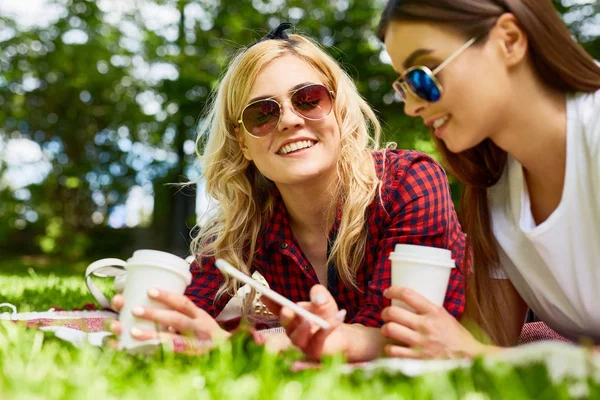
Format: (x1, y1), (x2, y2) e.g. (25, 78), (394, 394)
(191, 34), (382, 299)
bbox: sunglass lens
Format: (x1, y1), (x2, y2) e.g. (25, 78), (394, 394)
(291, 85), (332, 120)
(242, 100), (280, 137)
(406, 69), (441, 102)
(392, 81), (407, 101)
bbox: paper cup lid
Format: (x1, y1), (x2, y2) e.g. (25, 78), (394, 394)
(392, 244), (452, 259)
(127, 249), (192, 284)
(389, 244), (455, 268)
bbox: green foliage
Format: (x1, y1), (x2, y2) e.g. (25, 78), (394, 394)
(1, 266), (599, 399)
(1, 0), (599, 256)
(1, 320), (597, 400)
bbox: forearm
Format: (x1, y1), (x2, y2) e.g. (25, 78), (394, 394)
(259, 326), (387, 362)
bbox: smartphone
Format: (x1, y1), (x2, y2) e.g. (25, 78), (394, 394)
(214, 259), (331, 330)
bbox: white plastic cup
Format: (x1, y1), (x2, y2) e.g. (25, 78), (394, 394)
(86, 250), (192, 352)
(389, 244), (455, 312)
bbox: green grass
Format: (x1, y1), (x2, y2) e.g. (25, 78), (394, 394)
(1, 257), (599, 399)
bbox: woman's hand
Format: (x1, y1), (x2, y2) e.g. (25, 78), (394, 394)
(382, 287), (493, 359)
(261, 284), (347, 360)
(109, 288), (230, 354)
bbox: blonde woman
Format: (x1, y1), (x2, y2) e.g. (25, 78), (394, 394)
(111, 24), (468, 361)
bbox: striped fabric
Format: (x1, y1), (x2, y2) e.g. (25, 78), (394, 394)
(519, 322), (572, 345)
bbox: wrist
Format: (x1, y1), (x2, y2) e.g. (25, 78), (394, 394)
(336, 323), (383, 362)
(336, 323), (351, 354)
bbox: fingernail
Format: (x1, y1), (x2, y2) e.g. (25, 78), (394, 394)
(383, 288), (389, 297)
(130, 327), (143, 337)
(312, 294), (327, 305)
(335, 309), (347, 322)
(132, 306), (144, 316)
(109, 320), (119, 333)
(148, 288), (160, 298)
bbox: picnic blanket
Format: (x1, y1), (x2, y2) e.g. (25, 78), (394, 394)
(1, 299), (573, 349)
(0, 302), (285, 352)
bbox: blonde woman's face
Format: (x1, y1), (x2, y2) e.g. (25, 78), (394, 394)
(238, 54), (341, 188)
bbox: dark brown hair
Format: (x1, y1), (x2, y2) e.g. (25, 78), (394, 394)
(378, 0), (600, 345)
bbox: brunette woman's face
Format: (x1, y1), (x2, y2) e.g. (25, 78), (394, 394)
(384, 21), (514, 153)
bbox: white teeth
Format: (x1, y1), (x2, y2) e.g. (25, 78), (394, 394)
(278, 140), (315, 155)
(433, 115), (449, 129)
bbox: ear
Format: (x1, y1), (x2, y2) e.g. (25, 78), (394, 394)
(236, 126), (253, 161)
(492, 13), (528, 68)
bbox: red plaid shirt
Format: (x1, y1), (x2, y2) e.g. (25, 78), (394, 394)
(186, 149), (468, 326)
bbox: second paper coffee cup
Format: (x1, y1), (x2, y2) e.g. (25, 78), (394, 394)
(388, 244), (455, 311)
(118, 249), (192, 351)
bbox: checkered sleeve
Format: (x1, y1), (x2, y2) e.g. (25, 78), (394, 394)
(184, 256), (230, 318)
(352, 152), (466, 325)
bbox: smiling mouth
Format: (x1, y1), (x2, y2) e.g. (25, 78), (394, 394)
(277, 140), (317, 155)
(433, 115), (450, 129)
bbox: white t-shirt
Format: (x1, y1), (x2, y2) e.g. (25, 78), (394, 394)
(487, 90), (600, 343)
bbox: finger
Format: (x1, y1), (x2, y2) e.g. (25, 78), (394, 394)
(384, 287), (436, 315)
(304, 309), (346, 359)
(381, 322), (422, 347)
(132, 306), (205, 338)
(260, 296), (282, 316)
(288, 319), (313, 349)
(130, 326), (160, 341)
(129, 329), (213, 355)
(102, 336), (118, 349)
(381, 305), (421, 330)
(385, 344), (423, 359)
(111, 294), (125, 312)
(280, 307), (301, 333)
(163, 332), (214, 355)
(107, 319), (122, 335)
(308, 285), (339, 318)
(296, 301), (311, 309)
(147, 288), (203, 319)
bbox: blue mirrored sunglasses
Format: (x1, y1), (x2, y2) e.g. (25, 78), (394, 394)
(393, 37), (478, 103)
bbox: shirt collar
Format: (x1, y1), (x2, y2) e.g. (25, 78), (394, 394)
(262, 190), (343, 249)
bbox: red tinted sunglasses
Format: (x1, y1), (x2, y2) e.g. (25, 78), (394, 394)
(238, 83), (334, 138)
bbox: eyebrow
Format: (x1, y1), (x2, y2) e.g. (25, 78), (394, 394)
(248, 82), (315, 104)
(402, 49), (434, 69)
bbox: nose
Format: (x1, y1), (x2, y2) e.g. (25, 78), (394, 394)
(277, 100), (304, 132)
(403, 92), (427, 117)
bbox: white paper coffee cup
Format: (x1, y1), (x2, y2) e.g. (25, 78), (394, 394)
(116, 250), (192, 351)
(389, 244), (455, 311)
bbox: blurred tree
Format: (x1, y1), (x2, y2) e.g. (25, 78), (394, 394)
(0, 0), (163, 258)
(0, 0), (598, 259)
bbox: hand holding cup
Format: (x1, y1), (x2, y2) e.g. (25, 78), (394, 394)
(381, 287), (486, 359)
(109, 288), (229, 354)
(88, 249), (228, 353)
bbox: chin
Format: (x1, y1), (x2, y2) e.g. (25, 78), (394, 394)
(441, 139), (464, 154)
(442, 136), (481, 154)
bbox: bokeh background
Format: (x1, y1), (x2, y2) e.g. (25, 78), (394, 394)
(1, 0), (599, 269)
